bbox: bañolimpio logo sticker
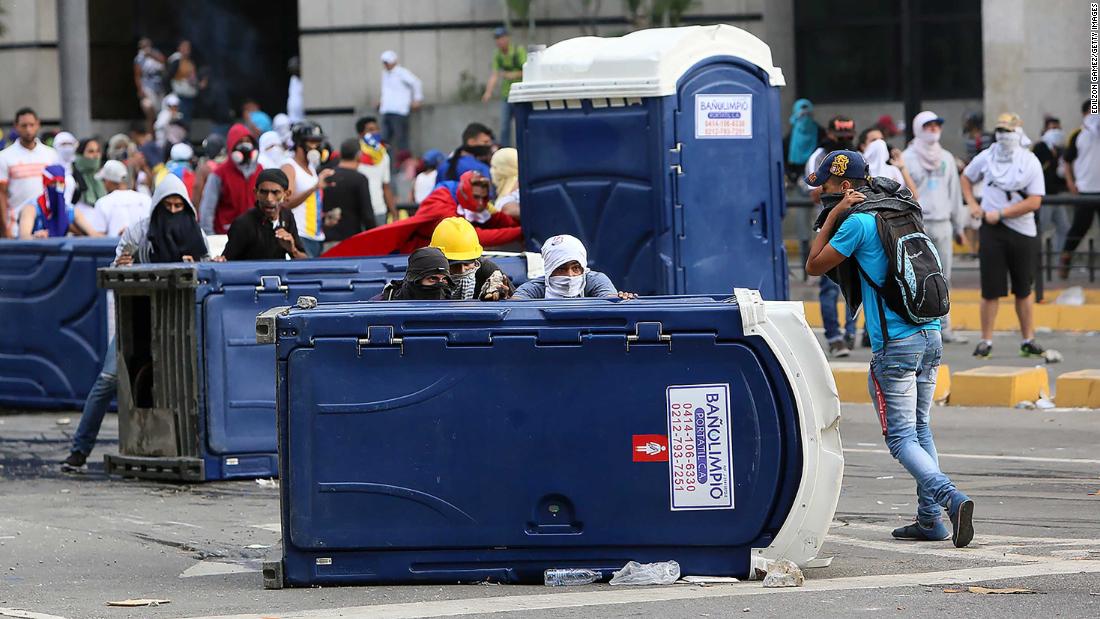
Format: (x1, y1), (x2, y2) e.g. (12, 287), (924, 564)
(666, 384), (734, 510)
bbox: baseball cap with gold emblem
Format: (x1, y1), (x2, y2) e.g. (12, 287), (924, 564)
(804, 149), (869, 187)
(993, 112), (1023, 132)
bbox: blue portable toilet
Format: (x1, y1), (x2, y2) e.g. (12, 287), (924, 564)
(510, 25), (789, 299)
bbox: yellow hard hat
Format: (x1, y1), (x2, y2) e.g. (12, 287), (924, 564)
(430, 217), (483, 261)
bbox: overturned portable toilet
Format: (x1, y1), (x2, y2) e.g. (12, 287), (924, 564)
(0, 238), (117, 410)
(98, 256), (530, 481)
(260, 290), (842, 587)
(510, 25), (788, 299)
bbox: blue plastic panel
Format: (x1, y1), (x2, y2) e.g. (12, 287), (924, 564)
(197, 256), (530, 473)
(0, 238), (117, 409)
(274, 297), (801, 585)
(516, 100), (668, 295)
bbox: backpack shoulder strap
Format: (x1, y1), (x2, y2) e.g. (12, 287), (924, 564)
(853, 261), (891, 345)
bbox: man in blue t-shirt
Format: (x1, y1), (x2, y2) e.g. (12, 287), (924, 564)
(805, 150), (974, 548)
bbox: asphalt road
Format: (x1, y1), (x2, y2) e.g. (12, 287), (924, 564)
(2, 398), (1098, 619)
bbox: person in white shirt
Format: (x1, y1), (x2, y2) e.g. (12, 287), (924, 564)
(355, 116), (397, 226)
(93, 160), (153, 237)
(0, 107), (59, 238)
(962, 113), (1054, 362)
(377, 50), (423, 156)
(1060, 99), (1100, 275)
(903, 111), (968, 343)
(281, 121), (334, 257)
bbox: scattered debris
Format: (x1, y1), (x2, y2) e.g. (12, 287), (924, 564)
(875, 476), (894, 480)
(609, 560), (680, 586)
(106, 598), (171, 607)
(1055, 286), (1085, 306)
(255, 478), (278, 488)
(56, 417), (71, 426)
(679, 575), (740, 584)
(1035, 397), (1056, 410)
(1042, 349), (1063, 364)
(761, 559), (804, 588)
(943, 586), (1036, 595)
(60, 489), (70, 494)
(245, 544), (270, 550)
(1015, 401), (1036, 410)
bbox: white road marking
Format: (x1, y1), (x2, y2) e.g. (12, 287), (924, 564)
(177, 560), (1100, 619)
(179, 561), (259, 578)
(826, 532), (1058, 564)
(0, 609), (70, 619)
(844, 447), (1100, 466)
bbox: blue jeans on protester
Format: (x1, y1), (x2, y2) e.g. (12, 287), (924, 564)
(868, 329), (956, 524)
(71, 336), (118, 457)
(499, 100), (515, 147)
(819, 276), (856, 343)
(299, 237), (323, 258)
(382, 113), (410, 155)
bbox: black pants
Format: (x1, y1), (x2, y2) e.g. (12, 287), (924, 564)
(1061, 193), (1100, 253)
(980, 222), (1039, 300)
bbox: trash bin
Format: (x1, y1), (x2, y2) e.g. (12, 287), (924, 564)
(100, 256), (531, 481)
(0, 238), (117, 410)
(510, 25), (789, 300)
(260, 289), (841, 587)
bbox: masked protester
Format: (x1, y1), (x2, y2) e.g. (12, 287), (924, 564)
(324, 169), (521, 257)
(429, 217), (514, 300)
(490, 147), (520, 220)
(436, 122), (494, 186)
(961, 113), (1055, 362)
(377, 246), (455, 300)
(223, 168), (305, 261)
(19, 164), (101, 239)
(280, 121), (334, 257)
(257, 131), (287, 170)
(116, 173), (210, 264)
(60, 171), (220, 475)
(199, 123), (262, 234)
(513, 234), (633, 300)
(153, 142), (196, 199)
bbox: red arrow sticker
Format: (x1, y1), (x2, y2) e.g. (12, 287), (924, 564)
(632, 434), (669, 462)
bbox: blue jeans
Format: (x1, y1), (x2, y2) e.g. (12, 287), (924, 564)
(71, 336), (118, 456)
(381, 113), (409, 155)
(868, 330), (956, 524)
(499, 100), (515, 147)
(819, 277), (856, 342)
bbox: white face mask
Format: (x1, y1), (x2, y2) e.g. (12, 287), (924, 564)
(56, 143), (77, 164)
(306, 148), (321, 168)
(917, 130), (941, 145)
(547, 274), (585, 298)
(996, 130), (1021, 151)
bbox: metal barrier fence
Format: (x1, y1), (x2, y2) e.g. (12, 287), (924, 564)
(785, 193), (1099, 290)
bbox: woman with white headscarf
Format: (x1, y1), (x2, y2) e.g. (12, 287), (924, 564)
(512, 234), (634, 299)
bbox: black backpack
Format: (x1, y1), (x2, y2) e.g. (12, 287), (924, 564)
(842, 178), (951, 342)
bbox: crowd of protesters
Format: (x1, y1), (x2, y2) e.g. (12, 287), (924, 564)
(786, 99), (1098, 362)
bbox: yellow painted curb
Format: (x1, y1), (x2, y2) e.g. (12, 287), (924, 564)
(951, 288), (1100, 304)
(803, 301), (1100, 332)
(949, 366), (1050, 407)
(830, 362), (950, 403)
(1055, 369), (1100, 408)
(784, 239), (801, 257)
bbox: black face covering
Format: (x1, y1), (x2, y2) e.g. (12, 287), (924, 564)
(148, 202), (207, 263)
(393, 247), (454, 300)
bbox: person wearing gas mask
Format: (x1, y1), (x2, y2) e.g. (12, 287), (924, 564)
(436, 122), (494, 187)
(962, 113), (1055, 362)
(223, 168), (305, 261)
(904, 111), (968, 344)
(376, 246), (455, 301)
(322, 170), (520, 257)
(199, 123), (262, 235)
(281, 121), (334, 258)
(513, 234), (630, 300)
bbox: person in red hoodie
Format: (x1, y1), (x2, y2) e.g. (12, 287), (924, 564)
(198, 123), (262, 234)
(325, 169), (520, 256)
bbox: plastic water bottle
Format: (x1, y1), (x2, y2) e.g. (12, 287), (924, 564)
(544, 568), (601, 586)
